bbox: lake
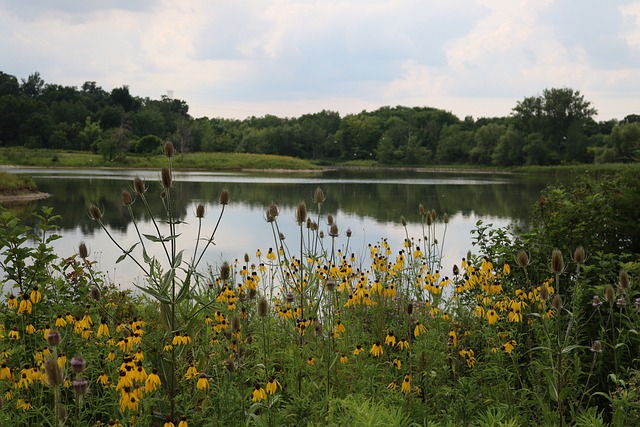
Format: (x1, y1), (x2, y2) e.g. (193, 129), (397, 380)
(2, 167), (555, 289)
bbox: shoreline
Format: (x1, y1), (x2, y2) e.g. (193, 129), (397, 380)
(0, 191), (51, 204)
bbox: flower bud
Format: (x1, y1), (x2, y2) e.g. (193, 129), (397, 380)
(219, 262), (231, 281)
(443, 213), (449, 224)
(551, 294), (563, 310)
(45, 357), (63, 387)
(47, 329), (61, 347)
(329, 223), (339, 238)
(346, 228), (352, 238)
(590, 340), (602, 353)
(619, 270), (630, 292)
(327, 214), (334, 226)
(90, 285), (102, 301)
(70, 356), (86, 374)
(72, 378), (88, 398)
(296, 201), (307, 225)
(604, 284), (615, 303)
(401, 216), (407, 227)
(219, 190), (230, 205)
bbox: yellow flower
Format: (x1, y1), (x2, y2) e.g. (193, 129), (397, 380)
(185, 363), (198, 379)
(397, 338), (410, 351)
(97, 372), (110, 386)
(16, 398), (32, 411)
(307, 357), (316, 366)
(508, 300), (523, 323)
(29, 287), (42, 304)
(334, 321), (346, 335)
(97, 321), (110, 338)
(266, 376), (281, 394)
(7, 294), (17, 309)
(501, 339), (517, 354)
(486, 309), (499, 325)
(25, 324), (36, 334)
(8, 327), (20, 340)
(178, 416), (188, 427)
(252, 384), (267, 402)
(503, 262), (511, 275)
(387, 381), (397, 391)
(414, 322), (427, 337)
(339, 354), (348, 365)
(385, 332), (397, 347)
(393, 358), (402, 370)
(353, 345), (364, 356)
(448, 330), (457, 347)
(401, 374), (411, 394)
(145, 368), (161, 393)
(370, 342), (383, 357)
(164, 421), (175, 427)
(196, 373), (209, 390)
(0, 363), (12, 380)
(18, 296), (32, 314)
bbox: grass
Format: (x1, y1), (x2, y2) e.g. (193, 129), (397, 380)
(0, 147), (319, 171)
(0, 171), (37, 194)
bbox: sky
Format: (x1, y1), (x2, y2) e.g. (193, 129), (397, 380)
(1, 0), (639, 121)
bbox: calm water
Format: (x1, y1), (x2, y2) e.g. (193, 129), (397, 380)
(2, 167), (554, 289)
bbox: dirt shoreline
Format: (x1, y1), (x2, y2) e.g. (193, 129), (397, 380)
(0, 191), (51, 204)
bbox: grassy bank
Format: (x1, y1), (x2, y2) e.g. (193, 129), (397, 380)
(0, 147), (319, 171)
(0, 171), (37, 194)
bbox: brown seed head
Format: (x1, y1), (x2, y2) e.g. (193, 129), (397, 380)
(296, 201), (307, 225)
(219, 262), (231, 281)
(346, 228), (352, 238)
(401, 216), (407, 227)
(45, 356), (63, 387)
(539, 285), (550, 300)
(231, 316), (241, 332)
(443, 212), (449, 224)
(160, 167), (172, 189)
(313, 187), (326, 204)
(572, 246), (586, 264)
(219, 190), (230, 205)
(258, 297), (268, 317)
(604, 283), (616, 303)
(196, 204), (205, 218)
(78, 242), (89, 259)
(329, 223), (339, 238)
(619, 270), (630, 292)
(133, 177), (147, 195)
(418, 204), (427, 217)
(88, 204), (103, 221)
(551, 249), (564, 274)
(327, 214), (334, 226)
(121, 190), (133, 206)
(164, 141), (175, 157)
(551, 294), (563, 310)
(90, 285), (102, 301)
(516, 249), (530, 268)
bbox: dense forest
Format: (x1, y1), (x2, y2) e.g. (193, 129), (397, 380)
(1, 70), (639, 165)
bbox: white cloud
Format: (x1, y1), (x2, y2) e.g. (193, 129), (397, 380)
(0, 0), (638, 120)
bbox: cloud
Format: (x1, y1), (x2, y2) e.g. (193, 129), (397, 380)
(0, 0), (638, 120)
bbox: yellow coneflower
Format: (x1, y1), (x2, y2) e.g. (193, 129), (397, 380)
(252, 384), (267, 402)
(306, 357), (316, 366)
(16, 398), (32, 411)
(145, 368), (161, 393)
(501, 339), (517, 354)
(185, 363), (198, 379)
(196, 373), (209, 390)
(7, 294), (17, 309)
(97, 371), (110, 386)
(164, 343), (173, 352)
(413, 322), (427, 337)
(8, 327), (20, 340)
(385, 332), (397, 347)
(0, 363), (12, 380)
(393, 358), (402, 370)
(178, 416), (188, 427)
(339, 354), (348, 365)
(401, 374), (411, 394)
(370, 341), (383, 357)
(397, 338), (410, 351)
(334, 321), (346, 335)
(486, 309), (499, 325)
(16, 372), (31, 389)
(353, 344), (365, 356)
(29, 287), (42, 304)
(55, 315), (67, 328)
(266, 376), (281, 394)
(97, 320), (110, 338)
(18, 295), (32, 315)
(448, 330), (457, 347)
(25, 324), (36, 334)
(387, 381), (397, 391)
(164, 420), (175, 427)
(133, 348), (144, 362)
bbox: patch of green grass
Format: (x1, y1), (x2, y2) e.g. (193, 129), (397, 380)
(0, 171), (37, 193)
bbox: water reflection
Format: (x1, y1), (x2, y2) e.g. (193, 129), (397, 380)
(3, 168), (552, 288)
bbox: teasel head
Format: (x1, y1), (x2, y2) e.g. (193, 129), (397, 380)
(604, 284), (615, 304)
(306, 218), (313, 229)
(78, 242), (89, 259)
(70, 355), (86, 374)
(619, 270), (630, 293)
(346, 228), (352, 238)
(219, 262), (231, 282)
(401, 216), (407, 227)
(295, 201), (307, 225)
(325, 280), (336, 292)
(572, 246), (586, 264)
(121, 190), (133, 206)
(285, 292), (295, 304)
(327, 214), (334, 226)
(443, 212), (449, 224)
(133, 177), (147, 195)
(231, 316), (241, 332)
(164, 141), (175, 157)
(551, 294), (563, 310)
(88, 204), (103, 221)
(551, 248), (564, 274)
(46, 329), (61, 347)
(539, 284), (550, 300)
(310, 220), (318, 231)
(90, 285), (102, 302)
(266, 203), (279, 222)
(73, 378), (88, 398)
(196, 204), (205, 219)
(160, 167), (172, 190)
(407, 302), (414, 315)
(452, 264), (460, 276)
(219, 189), (230, 205)
(516, 249), (530, 268)
(418, 204), (427, 217)
(313, 187), (326, 204)
(279, 232), (286, 241)
(329, 223), (339, 238)
(45, 357), (63, 387)
(425, 212), (432, 226)
(258, 296), (268, 317)
(590, 340), (602, 353)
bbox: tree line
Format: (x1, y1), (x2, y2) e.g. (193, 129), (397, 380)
(1, 70), (639, 165)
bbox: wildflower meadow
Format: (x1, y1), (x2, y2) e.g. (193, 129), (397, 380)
(0, 144), (638, 426)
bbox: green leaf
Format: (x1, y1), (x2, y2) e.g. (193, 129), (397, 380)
(561, 344), (585, 354)
(134, 284), (171, 304)
(116, 243), (139, 263)
(172, 250), (184, 269)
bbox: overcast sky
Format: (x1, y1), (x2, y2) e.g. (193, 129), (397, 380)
(1, 0), (639, 121)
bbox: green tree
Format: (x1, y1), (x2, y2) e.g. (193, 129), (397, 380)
(435, 124), (474, 163)
(469, 123), (506, 165)
(605, 122), (640, 162)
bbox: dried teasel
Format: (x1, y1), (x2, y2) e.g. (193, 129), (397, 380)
(329, 223), (339, 238)
(196, 204), (205, 219)
(219, 190), (230, 205)
(551, 249), (565, 274)
(572, 246), (586, 264)
(160, 167), (172, 189)
(121, 190), (133, 206)
(164, 141), (175, 157)
(78, 242), (89, 259)
(45, 357), (64, 387)
(257, 297), (268, 317)
(133, 177), (147, 195)
(313, 187), (326, 204)
(346, 228), (352, 238)
(619, 270), (630, 292)
(219, 262), (231, 282)
(295, 202), (307, 225)
(88, 204), (103, 221)
(604, 284), (616, 303)
(516, 249), (530, 268)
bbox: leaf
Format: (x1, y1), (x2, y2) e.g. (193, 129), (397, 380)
(134, 284), (171, 304)
(172, 250), (184, 269)
(561, 344), (585, 354)
(116, 243), (139, 263)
